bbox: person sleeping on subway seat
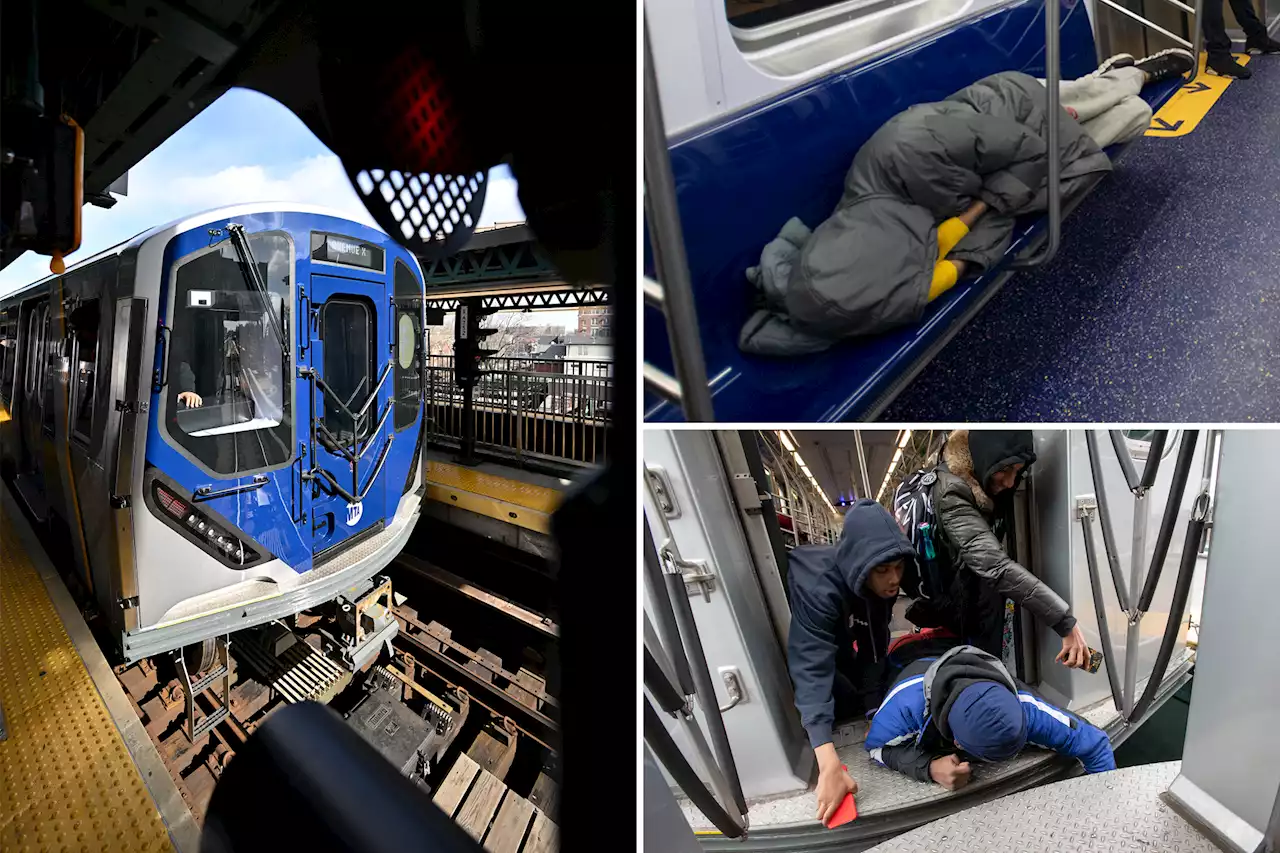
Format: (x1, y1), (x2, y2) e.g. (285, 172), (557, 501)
(738, 49), (1196, 356)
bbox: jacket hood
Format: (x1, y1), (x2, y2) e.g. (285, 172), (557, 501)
(941, 429), (1036, 511)
(922, 644), (1023, 751)
(835, 499), (917, 599)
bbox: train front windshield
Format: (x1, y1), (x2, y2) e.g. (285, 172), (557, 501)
(164, 233), (294, 476)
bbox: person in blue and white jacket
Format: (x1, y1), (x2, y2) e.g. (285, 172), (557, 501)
(865, 644), (1114, 790)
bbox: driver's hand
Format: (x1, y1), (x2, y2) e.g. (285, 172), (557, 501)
(929, 754), (973, 790)
(815, 763), (857, 824)
(1056, 624), (1089, 669)
(178, 391), (203, 408)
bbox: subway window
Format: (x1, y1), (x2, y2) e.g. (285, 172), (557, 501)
(393, 260), (423, 432)
(0, 309), (15, 403)
(42, 303), (57, 431)
(725, 0), (846, 29)
(69, 300), (101, 442)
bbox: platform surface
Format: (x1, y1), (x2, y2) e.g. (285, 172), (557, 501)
(866, 760), (1215, 852)
(1, 487), (196, 852)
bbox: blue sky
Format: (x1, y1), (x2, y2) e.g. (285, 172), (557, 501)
(0, 87), (574, 327)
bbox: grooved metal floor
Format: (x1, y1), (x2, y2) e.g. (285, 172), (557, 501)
(0, 502), (175, 852)
(866, 761), (1215, 852)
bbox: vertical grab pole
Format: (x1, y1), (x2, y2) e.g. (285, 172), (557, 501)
(853, 430), (872, 500)
(1123, 489), (1149, 713)
(643, 15), (715, 422)
(1010, 0), (1062, 270)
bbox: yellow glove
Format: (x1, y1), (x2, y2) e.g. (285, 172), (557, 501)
(929, 261), (959, 302)
(936, 217), (969, 262)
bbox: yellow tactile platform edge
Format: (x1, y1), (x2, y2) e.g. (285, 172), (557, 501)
(0, 507), (174, 853)
(426, 461), (564, 514)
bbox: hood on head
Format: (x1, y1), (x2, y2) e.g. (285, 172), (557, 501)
(949, 682), (1027, 761)
(835, 499), (917, 599)
(942, 430), (1036, 511)
(922, 645), (1023, 757)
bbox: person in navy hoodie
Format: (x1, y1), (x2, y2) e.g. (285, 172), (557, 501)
(865, 644), (1114, 791)
(786, 498), (918, 824)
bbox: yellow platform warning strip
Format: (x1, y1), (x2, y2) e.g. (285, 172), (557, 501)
(425, 460), (564, 534)
(1145, 53), (1250, 139)
(0, 500), (181, 852)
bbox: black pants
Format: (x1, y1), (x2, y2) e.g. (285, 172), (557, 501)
(1203, 0), (1268, 56)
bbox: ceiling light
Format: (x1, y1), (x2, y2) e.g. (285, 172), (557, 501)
(779, 431), (795, 452)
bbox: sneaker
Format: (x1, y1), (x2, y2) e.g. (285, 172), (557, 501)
(1135, 48), (1196, 83)
(1096, 53), (1136, 75)
(1245, 35), (1280, 55)
(1205, 52), (1253, 78)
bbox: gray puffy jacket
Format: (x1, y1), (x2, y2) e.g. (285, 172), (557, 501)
(932, 430), (1076, 638)
(740, 72), (1112, 356)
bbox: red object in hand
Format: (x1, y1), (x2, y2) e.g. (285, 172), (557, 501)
(825, 765), (859, 829)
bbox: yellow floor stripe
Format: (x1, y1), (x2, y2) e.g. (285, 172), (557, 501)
(0, 508), (173, 852)
(426, 460), (564, 513)
(1145, 53), (1251, 139)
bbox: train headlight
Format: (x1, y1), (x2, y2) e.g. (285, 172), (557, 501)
(152, 481), (262, 567)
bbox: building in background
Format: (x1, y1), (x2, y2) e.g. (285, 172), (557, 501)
(577, 306), (612, 339)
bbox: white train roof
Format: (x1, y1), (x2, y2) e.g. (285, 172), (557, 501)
(2, 202), (388, 303)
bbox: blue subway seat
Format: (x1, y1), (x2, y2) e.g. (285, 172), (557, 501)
(645, 0), (1183, 422)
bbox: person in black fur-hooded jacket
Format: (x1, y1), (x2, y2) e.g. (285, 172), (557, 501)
(907, 429), (1091, 669)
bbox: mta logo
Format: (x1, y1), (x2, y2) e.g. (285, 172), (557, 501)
(345, 501), (363, 527)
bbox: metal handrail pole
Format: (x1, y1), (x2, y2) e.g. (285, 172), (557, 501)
(1010, 0), (1062, 270)
(1085, 431), (1132, 613)
(643, 15), (714, 421)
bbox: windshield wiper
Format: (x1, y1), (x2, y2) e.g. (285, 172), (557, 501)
(226, 223), (287, 358)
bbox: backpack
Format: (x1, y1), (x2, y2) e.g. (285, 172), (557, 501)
(892, 469), (948, 600)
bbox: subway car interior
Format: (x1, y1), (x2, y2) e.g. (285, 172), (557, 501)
(643, 0), (1280, 423)
(643, 428), (1279, 851)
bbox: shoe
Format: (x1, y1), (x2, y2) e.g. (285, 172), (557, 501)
(1245, 35), (1280, 55)
(1135, 48), (1196, 83)
(1205, 53), (1253, 78)
(1096, 53), (1136, 75)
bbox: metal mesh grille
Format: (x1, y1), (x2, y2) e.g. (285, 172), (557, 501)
(351, 168), (488, 261)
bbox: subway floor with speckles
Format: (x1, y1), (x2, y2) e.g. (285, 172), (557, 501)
(884, 55), (1280, 422)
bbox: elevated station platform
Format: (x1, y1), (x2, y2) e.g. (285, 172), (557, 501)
(0, 483), (199, 852)
(421, 449), (580, 559)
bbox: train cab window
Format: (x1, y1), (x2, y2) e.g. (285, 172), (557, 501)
(321, 298), (374, 443)
(163, 233), (294, 476)
(393, 260), (423, 432)
(69, 300), (101, 442)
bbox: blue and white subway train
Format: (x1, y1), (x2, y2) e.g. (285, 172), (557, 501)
(0, 203), (427, 664)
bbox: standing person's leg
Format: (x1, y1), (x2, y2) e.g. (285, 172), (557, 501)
(1203, 0), (1258, 74)
(1202, 0), (1236, 57)
(1228, 0), (1269, 41)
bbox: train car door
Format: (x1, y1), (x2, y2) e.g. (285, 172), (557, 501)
(307, 272), (391, 557)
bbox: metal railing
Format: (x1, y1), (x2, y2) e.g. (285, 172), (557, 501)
(424, 355), (612, 467)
